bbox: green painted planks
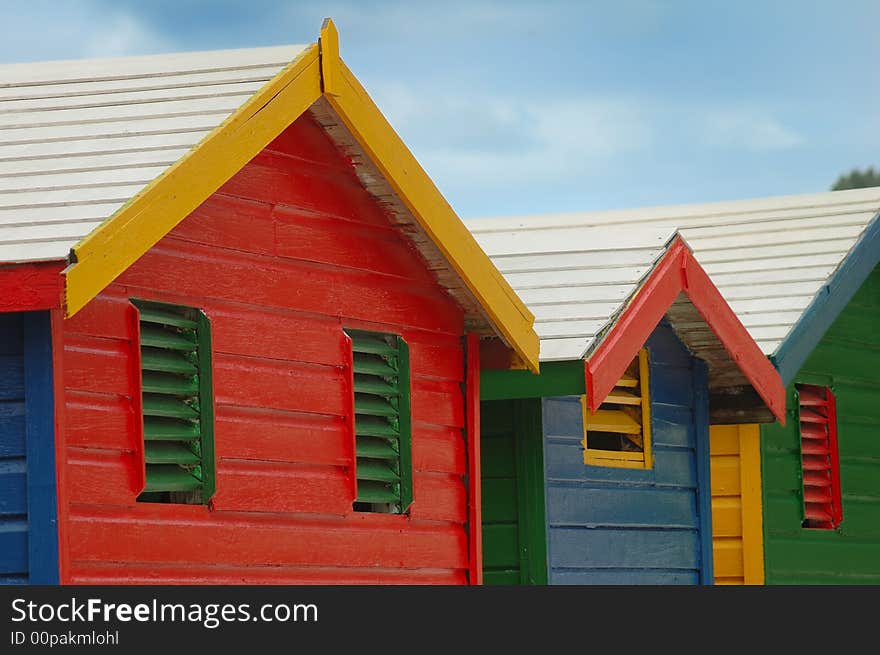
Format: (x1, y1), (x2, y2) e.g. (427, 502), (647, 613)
(761, 263), (880, 584)
(480, 398), (547, 585)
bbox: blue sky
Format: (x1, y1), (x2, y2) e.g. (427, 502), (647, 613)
(3, 1), (878, 217)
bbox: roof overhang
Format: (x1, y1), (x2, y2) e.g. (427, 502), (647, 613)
(771, 211), (880, 384)
(11, 20), (538, 371)
(585, 236), (786, 424)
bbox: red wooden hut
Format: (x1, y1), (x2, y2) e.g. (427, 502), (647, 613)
(0, 20), (538, 585)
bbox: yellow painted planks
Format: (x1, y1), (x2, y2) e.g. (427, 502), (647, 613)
(709, 423), (765, 584)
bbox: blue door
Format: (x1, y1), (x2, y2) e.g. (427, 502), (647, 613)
(0, 312), (58, 585)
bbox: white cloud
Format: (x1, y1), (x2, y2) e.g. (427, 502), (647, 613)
(701, 108), (805, 151)
(372, 83), (654, 192)
(82, 12), (172, 58)
(0, 2), (172, 62)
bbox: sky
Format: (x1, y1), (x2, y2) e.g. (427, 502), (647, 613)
(2, 0), (878, 218)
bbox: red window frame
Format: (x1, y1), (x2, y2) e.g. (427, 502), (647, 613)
(796, 384), (843, 529)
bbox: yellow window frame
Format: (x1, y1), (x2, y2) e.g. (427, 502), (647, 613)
(581, 349), (653, 470)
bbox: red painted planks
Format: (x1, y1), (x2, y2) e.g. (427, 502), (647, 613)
(411, 425), (466, 475)
(168, 194), (276, 255)
(0, 261), (64, 312)
(215, 406), (349, 467)
(214, 355), (347, 416)
(63, 337), (131, 396)
(210, 461), (352, 515)
(410, 472), (467, 523)
(67, 448), (138, 505)
(67, 506), (468, 570)
(465, 332), (483, 585)
(274, 207), (435, 282)
(57, 110), (471, 584)
(69, 562), (466, 585)
(118, 243), (463, 335)
(64, 391), (134, 451)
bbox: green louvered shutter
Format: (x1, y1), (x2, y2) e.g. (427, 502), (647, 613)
(346, 329), (413, 514)
(133, 300), (216, 504)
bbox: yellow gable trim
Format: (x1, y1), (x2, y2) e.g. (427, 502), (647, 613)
(63, 19), (540, 373)
(65, 44), (322, 316)
(319, 22), (538, 372)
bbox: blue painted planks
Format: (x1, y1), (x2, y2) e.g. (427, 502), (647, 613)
(550, 527), (700, 570)
(0, 518), (28, 573)
(551, 568), (701, 585)
(0, 311), (59, 585)
(23, 311), (59, 585)
(543, 322), (712, 585)
(692, 358), (713, 585)
(547, 484), (698, 528)
(0, 313), (27, 584)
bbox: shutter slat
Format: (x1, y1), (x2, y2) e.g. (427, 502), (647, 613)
(144, 465), (202, 492)
(144, 417), (200, 441)
(801, 454), (830, 471)
(351, 335), (397, 356)
(356, 459), (400, 483)
(801, 441), (830, 456)
(800, 424), (829, 440)
(354, 394), (397, 417)
(803, 470), (832, 487)
(804, 487), (833, 503)
(138, 307), (198, 330)
(142, 371), (198, 396)
(145, 442), (200, 465)
(141, 348), (198, 375)
(356, 480), (400, 504)
(804, 503), (832, 521)
(142, 395), (199, 420)
(355, 415), (399, 438)
(353, 374), (397, 396)
(799, 408), (829, 423)
(140, 324), (197, 351)
(616, 374), (639, 388)
(353, 354), (396, 378)
(605, 388), (641, 405)
(356, 437), (398, 460)
(798, 387), (828, 406)
(585, 408), (641, 435)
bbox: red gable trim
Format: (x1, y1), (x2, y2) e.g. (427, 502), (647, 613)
(0, 261), (65, 312)
(585, 236), (786, 424)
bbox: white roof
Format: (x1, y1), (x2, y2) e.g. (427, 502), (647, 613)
(468, 224), (679, 361)
(467, 187), (880, 360)
(0, 44), (307, 263)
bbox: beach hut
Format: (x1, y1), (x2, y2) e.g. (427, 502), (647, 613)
(0, 20), (539, 585)
(473, 188), (880, 584)
(529, 189), (879, 584)
(466, 220), (785, 585)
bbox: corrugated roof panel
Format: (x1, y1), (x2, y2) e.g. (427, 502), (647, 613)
(468, 188), (880, 358)
(0, 44), (306, 263)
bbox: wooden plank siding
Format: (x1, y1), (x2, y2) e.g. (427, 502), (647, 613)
(0, 311), (59, 584)
(761, 264), (880, 584)
(480, 398), (547, 585)
(0, 313), (27, 583)
(542, 323), (712, 584)
(55, 112), (472, 584)
(709, 424), (764, 584)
